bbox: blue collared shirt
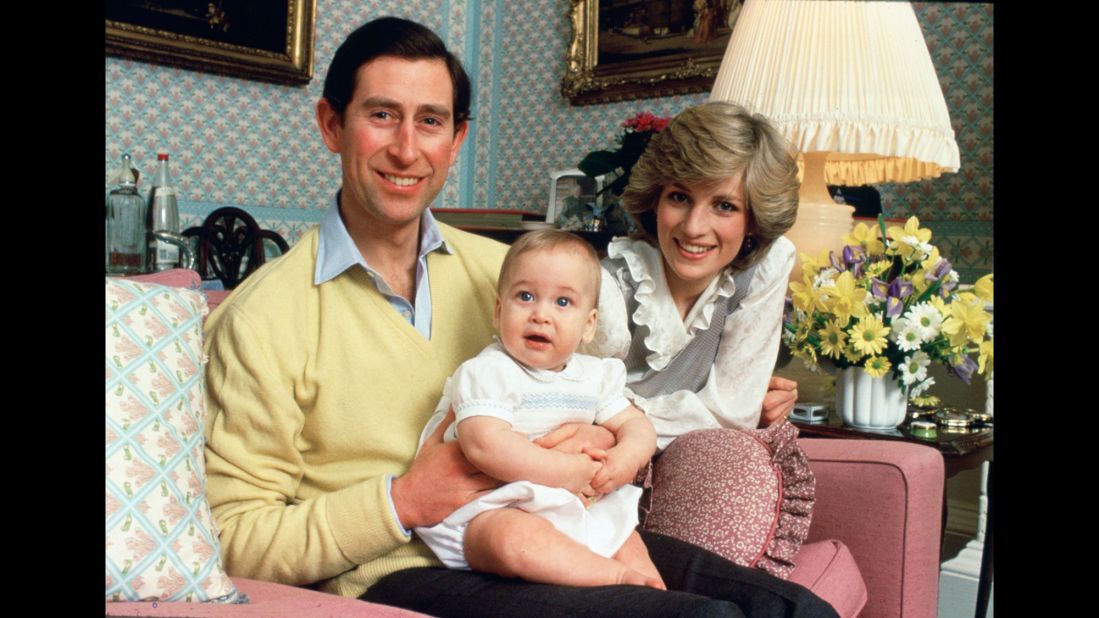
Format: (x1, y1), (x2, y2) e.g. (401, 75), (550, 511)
(315, 191), (453, 538)
(315, 192), (452, 340)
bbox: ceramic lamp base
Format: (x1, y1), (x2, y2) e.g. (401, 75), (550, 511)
(836, 367), (907, 429)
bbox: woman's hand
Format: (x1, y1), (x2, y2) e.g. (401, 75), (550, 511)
(534, 423), (617, 454)
(759, 375), (798, 427)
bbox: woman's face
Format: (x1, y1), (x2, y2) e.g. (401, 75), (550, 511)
(655, 172), (750, 297)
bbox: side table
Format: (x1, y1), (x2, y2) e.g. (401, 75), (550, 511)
(791, 413), (992, 479)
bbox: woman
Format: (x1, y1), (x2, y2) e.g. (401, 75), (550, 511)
(582, 101), (800, 448)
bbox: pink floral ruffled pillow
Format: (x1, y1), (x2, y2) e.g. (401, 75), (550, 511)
(641, 422), (815, 578)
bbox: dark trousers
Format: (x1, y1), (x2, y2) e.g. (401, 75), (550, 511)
(361, 531), (838, 617)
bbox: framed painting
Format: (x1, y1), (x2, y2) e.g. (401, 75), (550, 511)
(562, 0), (741, 105)
(106, 0), (316, 86)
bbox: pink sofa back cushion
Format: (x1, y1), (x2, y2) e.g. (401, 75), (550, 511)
(126, 268), (202, 289)
(121, 269), (232, 315)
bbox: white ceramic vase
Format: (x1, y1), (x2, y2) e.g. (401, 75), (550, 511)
(836, 367), (907, 430)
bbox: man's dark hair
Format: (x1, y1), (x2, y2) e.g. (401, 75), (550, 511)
(322, 16), (472, 128)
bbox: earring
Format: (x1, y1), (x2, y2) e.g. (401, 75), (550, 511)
(742, 235), (756, 253)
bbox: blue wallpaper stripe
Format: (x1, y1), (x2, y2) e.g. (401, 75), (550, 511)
(460, 0), (480, 213)
(487, 0), (504, 210)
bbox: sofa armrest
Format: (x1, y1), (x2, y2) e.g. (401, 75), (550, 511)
(801, 438), (944, 618)
(105, 577), (428, 617)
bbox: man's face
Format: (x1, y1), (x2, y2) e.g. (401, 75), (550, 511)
(318, 56), (467, 234)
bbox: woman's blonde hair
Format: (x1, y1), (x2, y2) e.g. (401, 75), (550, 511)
(621, 101), (799, 271)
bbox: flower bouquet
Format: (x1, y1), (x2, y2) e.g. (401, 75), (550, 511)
(783, 216), (993, 407)
(577, 112), (672, 235)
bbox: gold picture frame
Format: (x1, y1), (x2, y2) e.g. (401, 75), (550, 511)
(106, 1), (316, 86)
(562, 0), (735, 105)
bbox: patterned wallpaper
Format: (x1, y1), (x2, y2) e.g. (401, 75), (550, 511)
(105, 0), (992, 280)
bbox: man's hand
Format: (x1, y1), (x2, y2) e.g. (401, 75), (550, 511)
(534, 423), (616, 454)
(390, 408), (501, 530)
(760, 375), (798, 427)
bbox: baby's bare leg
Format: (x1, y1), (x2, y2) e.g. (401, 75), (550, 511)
(613, 531), (666, 589)
(465, 508), (663, 589)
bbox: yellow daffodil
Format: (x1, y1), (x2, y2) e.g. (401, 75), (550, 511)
(850, 315), (891, 356)
(863, 356), (892, 378)
(790, 280), (826, 313)
(817, 320), (848, 359)
(799, 248), (833, 281)
(974, 274), (994, 303)
(942, 295), (991, 347)
(928, 295), (949, 316)
(821, 271), (868, 327)
(922, 246), (942, 269)
(911, 268), (930, 294)
(843, 222), (885, 256)
(978, 339), (994, 375)
(887, 216), (933, 260)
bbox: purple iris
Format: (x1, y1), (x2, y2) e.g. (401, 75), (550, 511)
(886, 296), (904, 318)
(870, 278), (890, 299)
(843, 246), (865, 278)
(889, 278), (914, 299)
(829, 251), (844, 272)
(925, 258), (953, 283)
(872, 277), (913, 318)
(934, 258), (953, 279)
(948, 355), (979, 385)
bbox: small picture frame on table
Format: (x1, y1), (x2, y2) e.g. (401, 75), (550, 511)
(548, 169), (604, 230)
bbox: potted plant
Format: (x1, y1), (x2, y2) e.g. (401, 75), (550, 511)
(578, 112), (672, 235)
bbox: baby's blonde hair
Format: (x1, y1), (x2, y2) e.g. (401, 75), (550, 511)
(497, 229), (602, 308)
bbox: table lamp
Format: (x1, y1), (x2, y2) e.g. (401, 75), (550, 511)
(709, 0), (960, 282)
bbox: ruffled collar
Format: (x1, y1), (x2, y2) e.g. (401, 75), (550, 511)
(606, 237), (738, 371)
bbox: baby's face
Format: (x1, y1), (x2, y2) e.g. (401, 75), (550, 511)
(493, 248), (598, 371)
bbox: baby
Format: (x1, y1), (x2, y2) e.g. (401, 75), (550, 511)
(415, 229), (664, 589)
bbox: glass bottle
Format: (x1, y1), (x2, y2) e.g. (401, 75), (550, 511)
(105, 153), (147, 274)
(147, 153), (181, 271)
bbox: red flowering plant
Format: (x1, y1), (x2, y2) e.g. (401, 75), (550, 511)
(573, 112), (672, 234)
(578, 112), (673, 198)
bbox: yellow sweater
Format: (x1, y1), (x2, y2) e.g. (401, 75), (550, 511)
(203, 224), (506, 598)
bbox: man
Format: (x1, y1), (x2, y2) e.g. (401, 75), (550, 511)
(204, 16), (831, 617)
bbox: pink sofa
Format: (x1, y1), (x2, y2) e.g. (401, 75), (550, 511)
(106, 270), (944, 617)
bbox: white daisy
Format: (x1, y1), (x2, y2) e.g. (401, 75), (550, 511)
(813, 268), (839, 290)
(890, 317), (925, 352)
(907, 303), (943, 339)
(909, 376), (936, 398)
(901, 235), (933, 261)
(899, 352), (931, 385)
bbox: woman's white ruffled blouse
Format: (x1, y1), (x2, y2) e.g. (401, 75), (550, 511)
(582, 236), (795, 450)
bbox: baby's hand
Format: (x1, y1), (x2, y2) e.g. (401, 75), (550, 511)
(583, 447), (641, 495)
(562, 452), (603, 496)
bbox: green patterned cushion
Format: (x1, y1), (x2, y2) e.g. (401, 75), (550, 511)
(105, 277), (242, 603)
